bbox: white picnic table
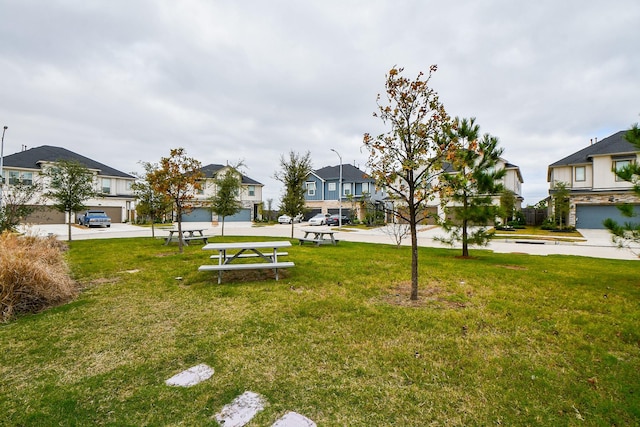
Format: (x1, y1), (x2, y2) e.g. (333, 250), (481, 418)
(298, 228), (338, 246)
(199, 241), (294, 284)
(164, 228), (210, 245)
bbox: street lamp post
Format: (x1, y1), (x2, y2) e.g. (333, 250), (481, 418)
(0, 126), (7, 208)
(330, 148), (342, 227)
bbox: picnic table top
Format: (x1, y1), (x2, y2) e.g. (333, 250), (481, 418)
(203, 241), (292, 251)
(301, 228), (335, 233)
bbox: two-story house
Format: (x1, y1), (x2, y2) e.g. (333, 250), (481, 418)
(304, 164), (386, 220)
(1, 145), (136, 224)
(181, 163), (263, 223)
(547, 130), (640, 229)
(417, 157), (524, 224)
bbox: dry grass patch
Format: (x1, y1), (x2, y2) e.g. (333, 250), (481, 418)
(382, 281), (469, 308)
(0, 232), (78, 322)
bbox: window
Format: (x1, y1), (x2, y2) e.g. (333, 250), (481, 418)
(575, 166), (585, 182)
(343, 183), (352, 196)
(328, 182), (336, 191)
(8, 171), (20, 186)
(361, 182), (370, 194)
(196, 180), (205, 195)
(306, 181), (316, 196)
(248, 185), (255, 197)
(614, 160), (632, 182)
(101, 178), (111, 194)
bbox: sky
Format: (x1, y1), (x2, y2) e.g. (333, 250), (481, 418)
(1, 0), (639, 206)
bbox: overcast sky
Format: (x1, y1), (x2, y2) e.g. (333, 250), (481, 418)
(1, 0), (639, 206)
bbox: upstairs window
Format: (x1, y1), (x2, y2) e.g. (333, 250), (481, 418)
(328, 182), (336, 192)
(101, 178), (111, 194)
(306, 181), (316, 196)
(575, 166), (585, 182)
(8, 171), (20, 185)
(614, 159), (633, 182)
(343, 183), (352, 196)
(248, 185), (255, 197)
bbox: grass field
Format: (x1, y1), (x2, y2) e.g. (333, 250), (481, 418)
(1, 236), (639, 426)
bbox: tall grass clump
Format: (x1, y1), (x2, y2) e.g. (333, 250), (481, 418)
(0, 232), (78, 322)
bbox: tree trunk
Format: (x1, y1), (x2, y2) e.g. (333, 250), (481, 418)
(410, 218), (419, 301)
(177, 206), (184, 253)
(221, 217), (225, 237)
(290, 222), (294, 239)
(462, 193), (469, 257)
(462, 218), (469, 257)
(67, 210), (72, 242)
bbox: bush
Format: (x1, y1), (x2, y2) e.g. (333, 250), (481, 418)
(0, 232), (78, 323)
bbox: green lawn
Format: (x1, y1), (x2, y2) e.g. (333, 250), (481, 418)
(1, 237), (639, 426)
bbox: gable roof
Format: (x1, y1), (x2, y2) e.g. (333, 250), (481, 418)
(200, 163), (262, 185)
(549, 131), (634, 168)
(313, 164), (373, 182)
(2, 145), (134, 178)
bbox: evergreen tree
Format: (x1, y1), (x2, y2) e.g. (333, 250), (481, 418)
(274, 151), (312, 238)
(437, 117), (505, 257)
(209, 163), (244, 236)
(45, 159), (97, 241)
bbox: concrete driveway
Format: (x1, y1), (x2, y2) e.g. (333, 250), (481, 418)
(18, 222), (639, 261)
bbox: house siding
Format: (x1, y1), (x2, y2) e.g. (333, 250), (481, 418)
(547, 130), (639, 228)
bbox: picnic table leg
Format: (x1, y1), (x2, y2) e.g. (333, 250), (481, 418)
(218, 249), (224, 284)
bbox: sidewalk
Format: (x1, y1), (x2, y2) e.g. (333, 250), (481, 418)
(18, 222), (639, 261)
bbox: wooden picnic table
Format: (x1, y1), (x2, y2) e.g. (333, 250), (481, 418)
(298, 228), (338, 246)
(199, 241), (294, 284)
(164, 228), (210, 245)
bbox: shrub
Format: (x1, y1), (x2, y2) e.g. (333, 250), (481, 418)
(0, 232), (78, 322)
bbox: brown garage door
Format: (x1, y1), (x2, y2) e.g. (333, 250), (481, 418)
(23, 206), (66, 224)
(86, 206), (123, 223)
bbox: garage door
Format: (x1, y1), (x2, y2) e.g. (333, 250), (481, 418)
(182, 208), (212, 222)
(23, 206), (66, 224)
(576, 204), (640, 229)
(225, 209), (251, 222)
(87, 206), (122, 223)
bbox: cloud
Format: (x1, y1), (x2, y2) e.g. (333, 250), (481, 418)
(1, 0), (639, 206)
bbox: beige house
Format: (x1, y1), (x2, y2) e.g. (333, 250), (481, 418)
(181, 163), (264, 223)
(1, 145), (136, 224)
(432, 157), (524, 223)
(547, 130), (639, 228)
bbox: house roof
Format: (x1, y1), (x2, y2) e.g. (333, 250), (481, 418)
(313, 164), (373, 182)
(2, 145), (134, 178)
(549, 131), (634, 168)
(200, 163), (262, 185)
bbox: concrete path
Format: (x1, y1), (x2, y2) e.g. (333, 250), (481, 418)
(19, 222), (639, 261)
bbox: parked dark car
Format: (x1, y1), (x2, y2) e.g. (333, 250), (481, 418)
(326, 214), (350, 226)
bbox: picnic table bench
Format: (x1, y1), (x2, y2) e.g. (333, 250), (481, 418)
(199, 241), (294, 284)
(163, 228), (212, 245)
(298, 228), (338, 246)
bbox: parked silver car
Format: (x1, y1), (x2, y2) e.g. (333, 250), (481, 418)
(308, 213), (330, 226)
(278, 213), (303, 224)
